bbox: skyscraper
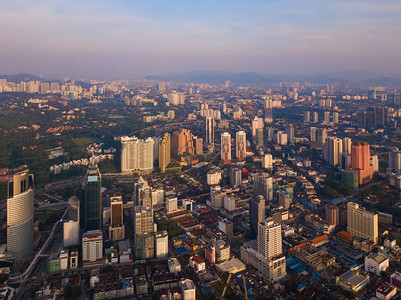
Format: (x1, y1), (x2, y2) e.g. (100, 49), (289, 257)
(286, 125), (295, 145)
(313, 111), (319, 123)
(171, 129), (194, 156)
(109, 196), (125, 242)
(205, 117), (215, 145)
(325, 137), (343, 167)
(389, 148), (401, 172)
(132, 206), (155, 259)
(82, 164), (102, 231)
(221, 132), (231, 164)
(304, 111), (310, 122)
(250, 195), (265, 238)
(343, 137), (352, 154)
(236, 131), (247, 161)
(351, 142), (374, 185)
(333, 112), (339, 124)
(253, 173), (273, 201)
(347, 202), (378, 244)
(7, 170), (34, 262)
(264, 98), (273, 123)
(159, 133), (171, 173)
(325, 204), (339, 227)
(134, 176), (152, 207)
(252, 117), (264, 144)
(258, 220), (282, 260)
(323, 111), (330, 124)
(276, 131), (287, 145)
(121, 136), (154, 173)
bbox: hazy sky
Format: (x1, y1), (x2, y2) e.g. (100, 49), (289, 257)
(1, 0), (400, 80)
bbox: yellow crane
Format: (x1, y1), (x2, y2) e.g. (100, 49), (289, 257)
(242, 275), (249, 300)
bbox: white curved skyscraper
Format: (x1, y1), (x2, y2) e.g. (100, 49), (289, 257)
(7, 170), (34, 262)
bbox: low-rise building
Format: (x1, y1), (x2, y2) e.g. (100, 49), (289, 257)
(376, 282), (397, 300)
(336, 269), (370, 292)
(365, 253), (389, 276)
(189, 255), (206, 273)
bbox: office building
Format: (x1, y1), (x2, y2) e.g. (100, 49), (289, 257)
(325, 137), (343, 167)
(253, 173), (273, 201)
(205, 117), (215, 145)
(82, 230), (103, 263)
(230, 168), (242, 187)
(132, 207), (155, 259)
(171, 129), (194, 156)
(264, 98), (273, 123)
(181, 279), (196, 300)
(134, 177), (152, 207)
(258, 220), (282, 259)
(159, 133), (171, 172)
(236, 131), (247, 161)
(250, 195), (265, 238)
(121, 136), (154, 173)
(252, 117), (264, 144)
(347, 202), (378, 243)
(109, 196), (125, 242)
(286, 125), (295, 145)
(262, 154), (273, 169)
(221, 132), (231, 164)
(193, 137), (203, 155)
(277, 189), (291, 209)
(64, 196), (80, 247)
(325, 204), (339, 227)
(256, 128), (264, 146)
(304, 111), (310, 122)
(351, 142), (374, 185)
(82, 164), (102, 231)
(7, 170), (34, 262)
(155, 230), (168, 258)
(389, 148), (401, 172)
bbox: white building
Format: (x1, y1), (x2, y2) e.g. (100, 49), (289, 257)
(215, 240), (230, 262)
(63, 220), (80, 247)
(155, 230), (168, 258)
(181, 279), (196, 300)
(189, 255), (206, 273)
(168, 92), (185, 105)
(207, 168), (222, 185)
(258, 220), (282, 260)
(166, 197), (178, 212)
(365, 253), (389, 276)
(223, 194), (236, 211)
(236, 131), (247, 161)
(262, 154), (273, 169)
(121, 136), (154, 173)
(82, 230), (103, 263)
(276, 131), (287, 145)
(168, 258), (181, 273)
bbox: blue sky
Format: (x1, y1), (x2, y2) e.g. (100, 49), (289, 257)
(0, 0), (400, 79)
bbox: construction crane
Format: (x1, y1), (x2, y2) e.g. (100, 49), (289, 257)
(220, 273), (232, 300)
(242, 275), (249, 300)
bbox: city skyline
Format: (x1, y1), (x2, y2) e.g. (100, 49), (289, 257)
(1, 1), (401, 79)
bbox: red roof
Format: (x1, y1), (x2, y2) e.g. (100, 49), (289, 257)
(192, 255), (204, 264)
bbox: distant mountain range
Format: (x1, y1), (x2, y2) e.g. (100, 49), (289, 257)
(144, 70), (401, 87)
(0, 73), (44, 83)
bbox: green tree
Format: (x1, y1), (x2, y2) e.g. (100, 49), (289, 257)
(63, 283), (81, 300)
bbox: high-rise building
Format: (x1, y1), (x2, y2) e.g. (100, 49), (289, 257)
(193, 137), (203, 155)
(325, 137), (343, 167)
(253, 173), (273, 201)
(230, 168), (242, 187)
(262, 154), (273, 169)
(82, 164), (102, 231)
(343, 137), (352, 154)
(121, 136), (154, 173)
(109, 196), (125, 242)
(205, 117), (215, 145)
(155, 230), (169, 258)
(159, 133), (171, 173)
(286, 125), (295, 145)
(250, 196), (265, 238)
(276, 131), (287, 145)
(82, 230), (103, 263)
(277, 189), (291, 209)
(167, 92), (185, 105)
(310, 127), (327, 148)
(221, 132), (231, 164)
(134, 176), (152, 207)
(171, 129), (194, 156)
(347, 202), (378, 243)
(333, 112), (339, 124)
(132, 206), (155, 259)
(313, 111), (319, 123)
(304, 111), (310, 122)
(236, 131), (247, 161)
(252, 117), (264, 144)
(181, 279), (196, 300)
(323, 111), (330, 124)
(351, 142), (374, 185)
(325, 204), (339, 227)
(166, 197), (178, 212)
(64, 196), (80, 247)
(264, 98), (273, 123)
(256, 128), (264, 146)
(258, 220), (282, 260)
(341, 153), (352, 170)
(389, 148), (401, 172)
(7, 170), (34, 262)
